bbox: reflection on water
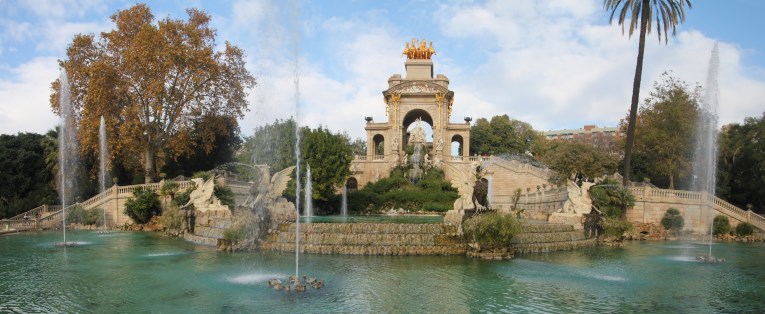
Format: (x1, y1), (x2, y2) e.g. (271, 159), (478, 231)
(2, 232), (765, 312)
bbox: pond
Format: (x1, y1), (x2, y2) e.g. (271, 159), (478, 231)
(2, 231), (764, 312)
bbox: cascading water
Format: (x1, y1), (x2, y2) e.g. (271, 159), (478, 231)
(99, 115), (109, 229)
(693, 43), (720, 259)
(58, 69), (78, 247)
(304, 165), (313, 217)
(487, 176), (493, 209)
(341, 185), (348, 216)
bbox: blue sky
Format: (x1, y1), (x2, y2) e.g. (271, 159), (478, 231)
(1, 0), (763, 139)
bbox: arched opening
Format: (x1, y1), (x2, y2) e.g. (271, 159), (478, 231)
(451, 135), (464, 158)
(373, 134), (385, 156)
(402, 109), (434, 146)
(346, 177), (358, 191)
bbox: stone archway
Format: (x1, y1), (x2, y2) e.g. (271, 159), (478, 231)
(451, 135), (464, 157)
(373, 134), (385, 156)
(402, 109), (434, 145)
(346, 177), (358, 191)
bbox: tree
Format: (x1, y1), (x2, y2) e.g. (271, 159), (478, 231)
(161, 115), (242, 178)
(302, 127), (353, 202)
(717, 112), (765, 213)
(0, 133), (58, 218)
(590, 178), (636, 218)
(604, 0), (692, 185)
(239, 118), (297, 174)
(661, 207), (684, 234)
(540, 140), (618, 186)
(625, 72), (700, 189)
(470, 115), (544, 156)
(50, 4), (255, 183)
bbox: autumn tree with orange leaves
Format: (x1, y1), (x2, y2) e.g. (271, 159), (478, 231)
(51, 4), (255, 183)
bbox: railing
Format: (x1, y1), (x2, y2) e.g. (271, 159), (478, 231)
(355, 155), (367, 161)
(2, 180), (197, 231)
(373, 155), (385, 161)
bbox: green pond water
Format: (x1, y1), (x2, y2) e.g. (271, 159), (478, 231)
(2, 230), (765, 313)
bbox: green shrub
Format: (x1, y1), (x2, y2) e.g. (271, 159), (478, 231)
(735, 222), (754, 236)
(160, 180), (180, 200)
(159, 206), (183, 230)
(214, 185), (236, 210)
(590, 178), (635, 218)
(172, 185), (196, 207)
(661, 208), (684, 234)
(463, 213), (523, 247)
(223, 223), (246, 242)
(347, 190), (381, 213)
(192, 171), (211, 182)
(65, 205), (86, 224)
(713, 215), (731, 236)
(124, 186), (162, 224)
(602, 218), (633, 238)
(84, 208), (104, 226)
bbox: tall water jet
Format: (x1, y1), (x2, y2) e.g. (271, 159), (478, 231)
(57, 69), (78, 247)
(99, 115), (109, 229)
(304, 166), (313, 217)
(693, 43), (720, 258)
(289, 0), (302, 282)
(341, 185), (348, 216)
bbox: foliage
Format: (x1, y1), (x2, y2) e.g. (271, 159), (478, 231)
(0, 133), (58, 219)
(540, 140), (618, 185)
(84, 208), (104, 226)
(470, 115), (545, 156)
(603, 0), (692, 184)
(50, 4), (255, 183)
(463, 213), (523, 247)
(622, 72), (700, 189)
(347, 168), (458, 213)
(161, 115), (242, 178)
(64, 205), (86, 224)
(717, 112), (765, 214)
(238, 118), (297, 174)
(712, 215), (731, 236)
(124, 186), (161, 224)
(172, 185), (196, 208)
(602, 218), (633, 238)
(735, 222), (754, 237)
(301, 127), (353, 202)
(661, 208), (684, 233)
(159, 206), (183, 231)
(192, 171), (211, 182)
(159, 180), (180, 200)
(214, 185), (236, 210)
(590, 178), (635, 218)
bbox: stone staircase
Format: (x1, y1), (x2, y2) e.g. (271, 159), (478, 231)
(511, 224), (596, 254)
(260, 223), (466, 255)
(182, 210), (233, 246)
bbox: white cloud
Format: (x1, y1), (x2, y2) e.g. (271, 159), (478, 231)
(0, 57), (60, 134)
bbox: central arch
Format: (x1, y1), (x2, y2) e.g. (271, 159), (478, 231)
(402, 109), (435, 146)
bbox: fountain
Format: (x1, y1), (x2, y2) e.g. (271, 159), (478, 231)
(693, 43), (720, 261)
(341, 185), (348, 216)
(99, 115), (109, 230)
(289, 0), (303, 286)
(304, 165), (313, 217)
(57, 69), (77, 247)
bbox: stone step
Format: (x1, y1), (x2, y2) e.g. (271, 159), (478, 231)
(259, 242), (467, 256)
(511, 238), (596, 254)
(193, 226), (226, 239)
(512, 231), (586, 244)
(183, 233), (218, 246)
(521, 224), (576, 233)
(278, 223), (456, 235)
(267, 232), (461, 247)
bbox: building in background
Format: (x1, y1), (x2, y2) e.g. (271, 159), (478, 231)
(544, 125), (622, 151)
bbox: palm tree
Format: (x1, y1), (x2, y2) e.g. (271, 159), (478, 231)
(604, 0), (692, 186)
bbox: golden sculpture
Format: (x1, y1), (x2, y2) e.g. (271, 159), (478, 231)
(403, 38), (435, 59)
